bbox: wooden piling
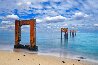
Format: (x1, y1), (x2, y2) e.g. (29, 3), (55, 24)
(61, 29), (62, 39)
(15, 20), (20, 46)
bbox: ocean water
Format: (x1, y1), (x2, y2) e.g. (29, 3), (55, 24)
(0, 30), (98, 61)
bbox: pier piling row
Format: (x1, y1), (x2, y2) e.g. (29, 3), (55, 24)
(70, 30), (76, 37)
(61, 28), (77, 39)
(61, 28), (68, 39)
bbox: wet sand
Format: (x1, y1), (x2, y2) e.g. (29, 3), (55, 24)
(0, 51), (97, 65)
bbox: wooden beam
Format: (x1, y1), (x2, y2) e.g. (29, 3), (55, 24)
(20, 21), (30, 25)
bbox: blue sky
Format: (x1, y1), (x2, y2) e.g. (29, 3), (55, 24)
(0, 0), (98, 32)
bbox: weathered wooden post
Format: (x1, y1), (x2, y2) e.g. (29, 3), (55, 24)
(72, 30), (74, 37)
(30, 19), (36, 48)
(70, 30), (71, 37)
(61, 28), (62, 39)
(15, 20), (20, 46)
(65, 28), (68, 39)
(75, 30), (76, 36)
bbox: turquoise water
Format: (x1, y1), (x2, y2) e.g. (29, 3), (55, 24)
(0, 31), (98, 61)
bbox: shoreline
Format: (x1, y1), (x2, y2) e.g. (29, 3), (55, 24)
(0, 48), (98, 63)
(38, 52), (98, 64)
(0, 50), (97, 65)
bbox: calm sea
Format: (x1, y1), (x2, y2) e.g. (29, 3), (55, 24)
(0, 30), (98, 61)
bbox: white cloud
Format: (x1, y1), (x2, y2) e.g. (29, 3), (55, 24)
(62, 23), (68, 26)
(36, 15), (67, 23)
(17, 1), (32, 6)
(36, 19), (43, 23)
(3, 14), (19, 20)
(0, 0), (98, 31)
(0, 14), (19, 31)
(6, 14), (19, 19)
(77, 24), (85, 26)
(75, 12), (83, 16)
(1, 14), (19, 25)
(73, 12), (89, 20)
(1, 21), (11, 24)
(0, 26), (7, 29)
(26, 1), (32, 5)
(45, 15), (66, 21)
(17, 2), (22, 6)
(94, 24), (98, 27)
(32, 4), (43, 9)
(0, 24), (15, 31)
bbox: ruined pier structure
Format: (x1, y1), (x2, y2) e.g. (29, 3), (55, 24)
(61, 28), (68, 39)
(14, 19), (38, 51)
(61, 28), (76, 39)
(70, 30), (76, 37)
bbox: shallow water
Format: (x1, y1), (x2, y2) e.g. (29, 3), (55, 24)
(0, 31), (98, 61)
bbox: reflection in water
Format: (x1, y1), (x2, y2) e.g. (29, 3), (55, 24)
(60, 37), (68, 48)
(60, 37), (68, 58)
(60, 33), (78, 58)
(64, 38), (68, 47)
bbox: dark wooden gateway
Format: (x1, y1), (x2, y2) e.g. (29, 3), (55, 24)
(14, 19), (38, 51)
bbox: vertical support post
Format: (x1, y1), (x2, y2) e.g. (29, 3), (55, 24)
(75, 30), (76, 36)
(34, 19), (36, 45)
(66, 29), (68, 39)
(19, 24), (21, 42)
(30, 20), (35, 47)
(61, 29), (62, 39)
(72, 30), (74, 37)
(70, 30), (71, 37)
(15, 20), (19, 45)
(64, 28), (68, 39)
